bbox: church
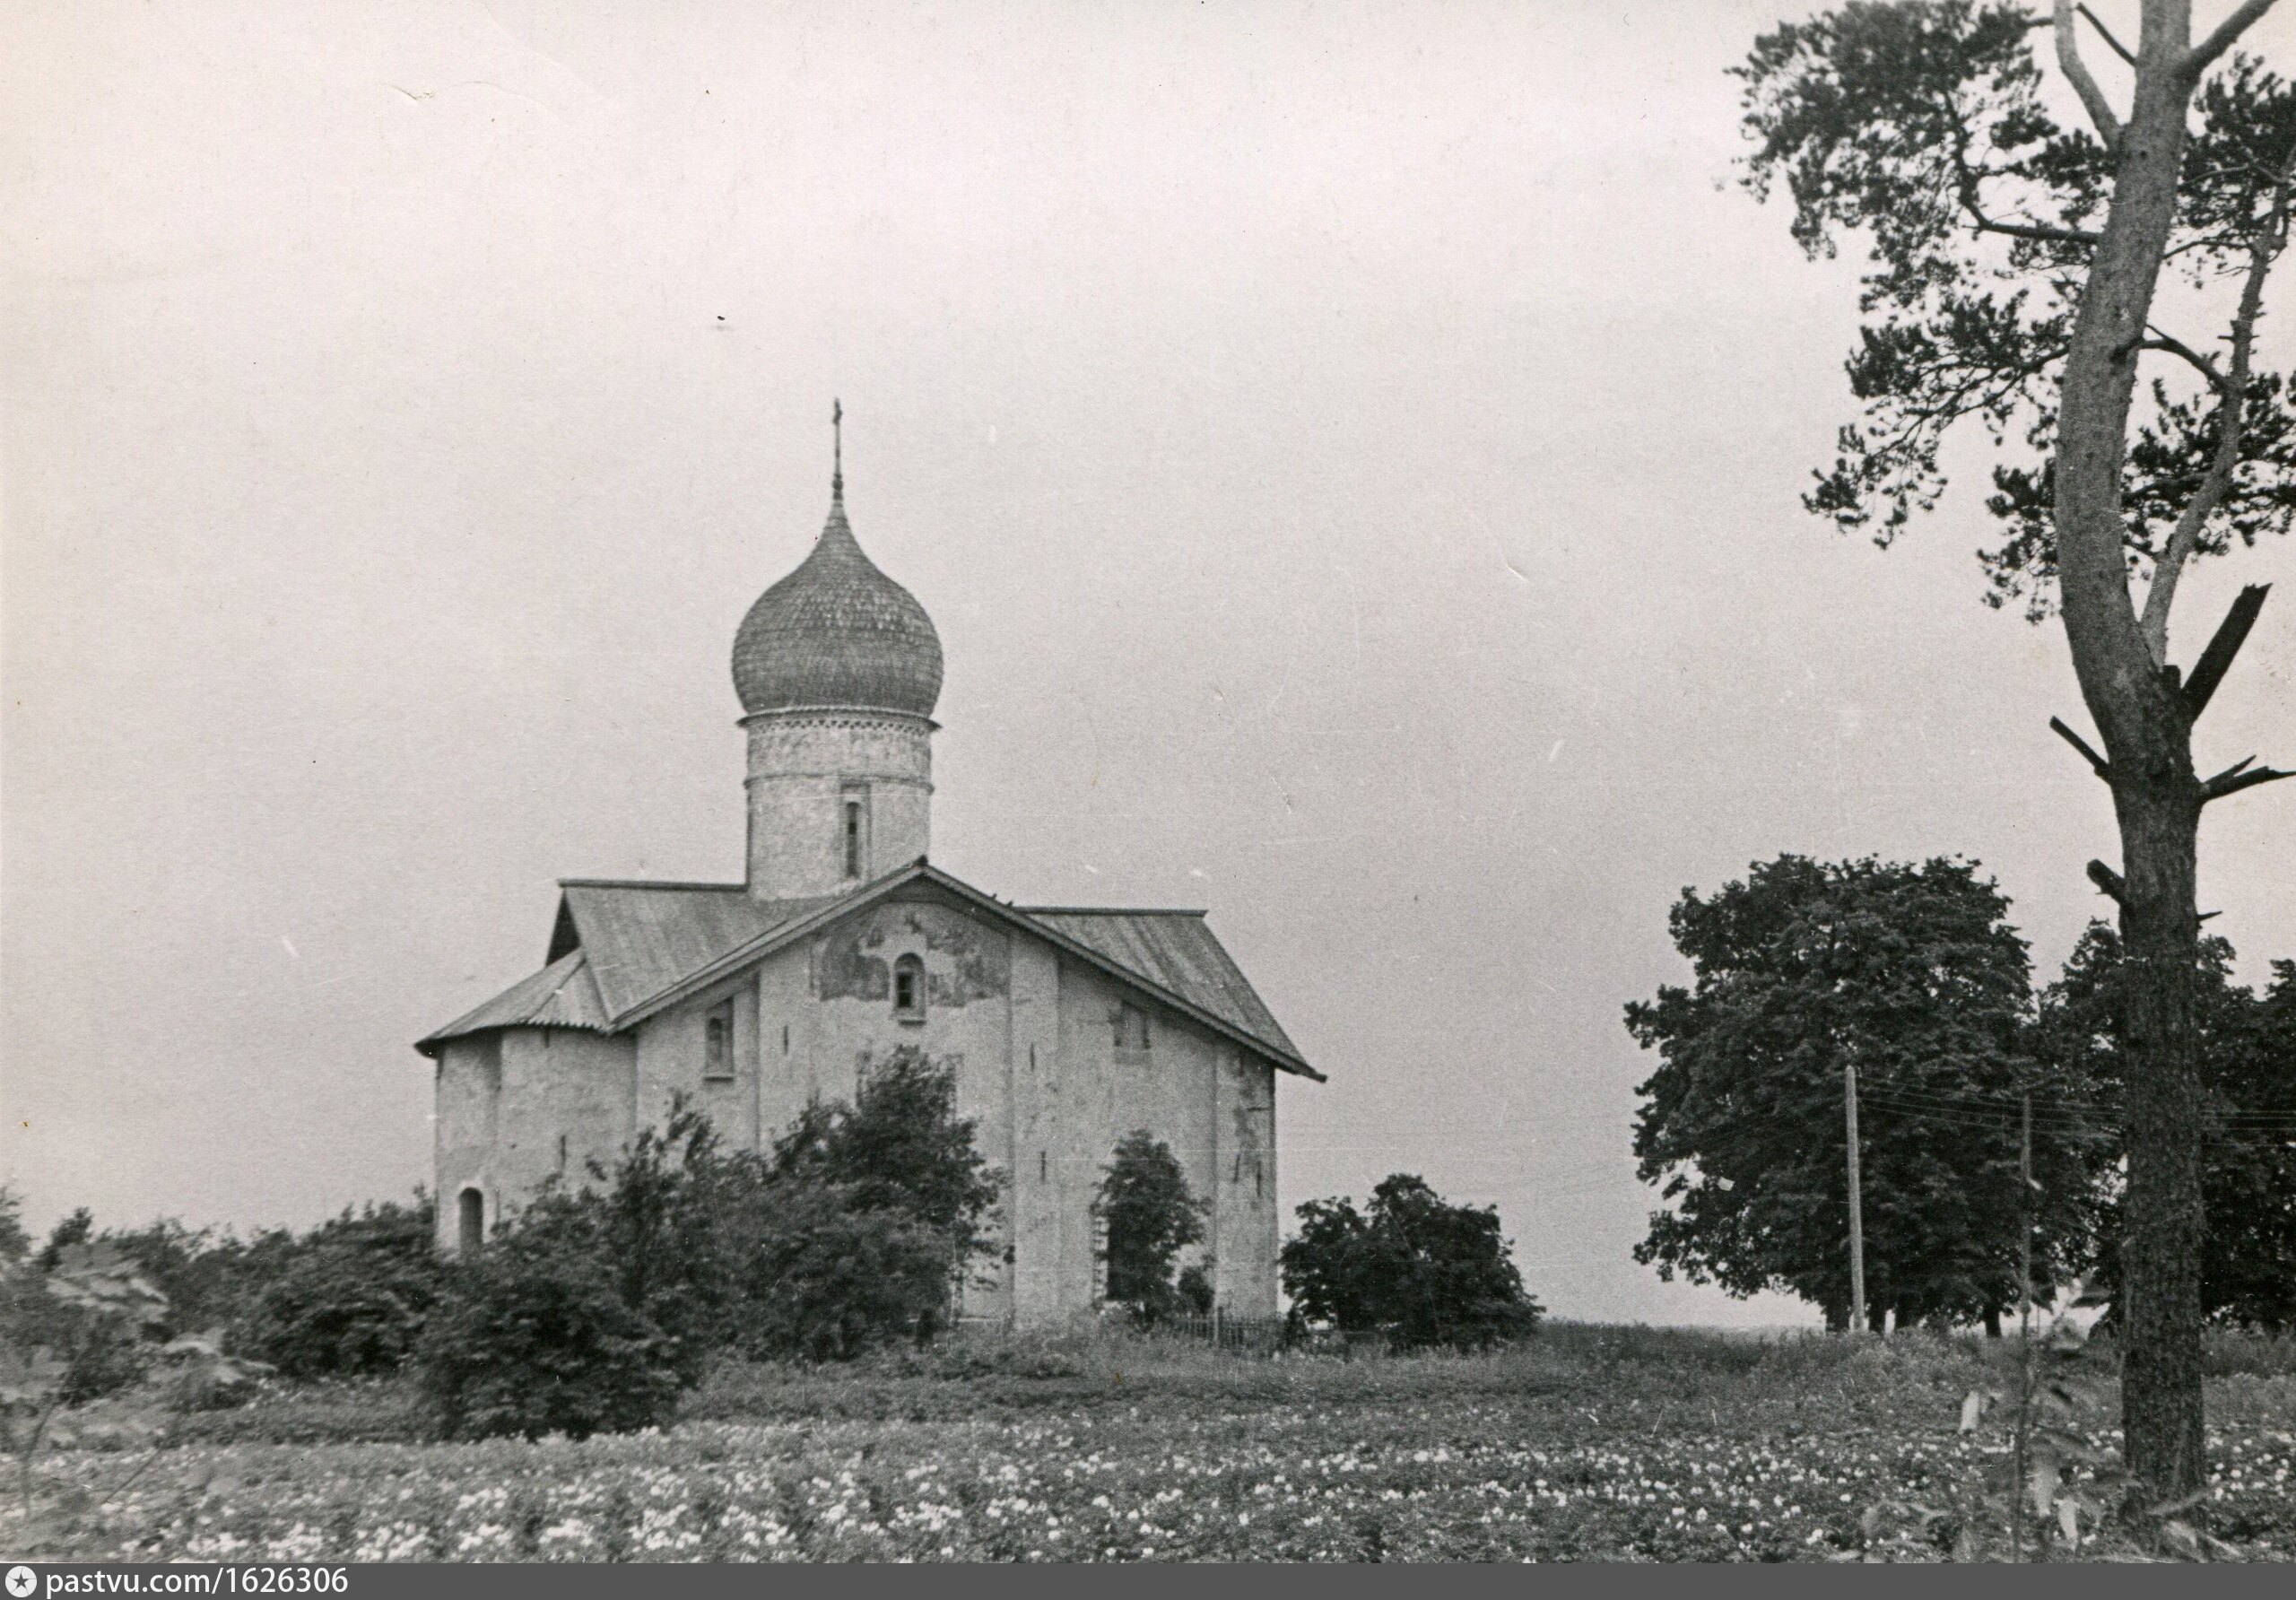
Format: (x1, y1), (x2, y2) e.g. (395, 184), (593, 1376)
(417, 420), (1320, 1326)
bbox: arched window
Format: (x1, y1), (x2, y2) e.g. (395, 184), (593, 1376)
(457, 1187), (484, 1256)
(703, 1000), (735, 1081)
(893, 953), (926, 1019)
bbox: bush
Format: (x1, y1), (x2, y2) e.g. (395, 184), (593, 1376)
(1099, 1133), (1205, 1323)
(232, 1197), (444, 1379)
(239, 1252), (435, 1379)
(516, 1112), (735, 1389)
(1282, 1174), (1543, 1352)
(415, 1247), (680, 1441)
(745, 1050), (1002, 1354)
(727, 1181), (956, 1361)
(770, 1048), (1002, 1264)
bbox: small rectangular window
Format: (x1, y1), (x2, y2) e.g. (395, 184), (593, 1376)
(1114, 1002), (1152, 1056)
(893, 953), (925, 1019)
(843, 800), (863, 878)
(703, 1001), (735, 1081)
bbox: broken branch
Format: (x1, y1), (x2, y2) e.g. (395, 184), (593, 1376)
(2051, 715), (2114, 780)
(2086, 859), (2126, 902)
(2204, 765), (2292, 804)
(2182, 584), (2271, 718)
(2135, 331), (2230, 396)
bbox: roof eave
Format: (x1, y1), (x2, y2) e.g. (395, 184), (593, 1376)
(613, 860), (1324, 1081)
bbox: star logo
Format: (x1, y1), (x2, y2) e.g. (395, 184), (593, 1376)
(6, 1566), (36, 1598)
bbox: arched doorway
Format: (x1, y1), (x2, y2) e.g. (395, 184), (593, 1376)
(457, 1187), (484, 1256)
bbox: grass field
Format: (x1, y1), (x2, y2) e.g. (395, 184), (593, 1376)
(12, 1324), (2294, 1562)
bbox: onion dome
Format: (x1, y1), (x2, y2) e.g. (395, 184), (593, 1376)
(732, 415), (944, 719)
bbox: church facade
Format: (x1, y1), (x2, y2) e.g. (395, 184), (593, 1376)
(417, 434), (1319, 1325)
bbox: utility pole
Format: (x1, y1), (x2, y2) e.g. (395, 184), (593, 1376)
(1845, 1058), (1866, 1335)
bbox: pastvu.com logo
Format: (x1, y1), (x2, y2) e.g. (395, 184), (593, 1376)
(7, 1564), (37, 1597)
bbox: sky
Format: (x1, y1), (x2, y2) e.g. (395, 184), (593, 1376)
(4, 0), (2291, 1326)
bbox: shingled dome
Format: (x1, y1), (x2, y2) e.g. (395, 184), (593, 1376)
(732, 485), (944, 718)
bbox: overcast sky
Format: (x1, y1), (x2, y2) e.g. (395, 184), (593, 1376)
(4, 1), (2290, 1325)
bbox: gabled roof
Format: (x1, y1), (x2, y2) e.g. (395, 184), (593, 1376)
(1022, 909), (1302, 1063)
(419, 860), (1318, 1079)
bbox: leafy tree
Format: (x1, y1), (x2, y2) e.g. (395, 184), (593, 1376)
(1625, 856), (2099, 1329)
(1735, 0), (2294, 1491)
(724, 1182), (955, 1361)
(760, 1048), (1002, 1343)
(1098, 1132), (1206, 1321)
(770, 1046), (1002, 1264)
(2036, 926), (2296, 1330)
(1281, 1174), (1541, 1351)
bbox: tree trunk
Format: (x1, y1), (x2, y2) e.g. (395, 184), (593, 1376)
(2048, 0), (2212, 1500)
(1984, 1307), (2002, 1339)
(2114, 770), (2209, 1495)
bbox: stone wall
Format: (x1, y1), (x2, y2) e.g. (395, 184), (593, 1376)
(432, 1028), (636, 1253)
(743, 710), (932, 898)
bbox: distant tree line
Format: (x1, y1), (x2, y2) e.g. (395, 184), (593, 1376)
(1628, 854), (2296, 1334)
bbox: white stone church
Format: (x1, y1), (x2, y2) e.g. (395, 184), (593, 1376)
(418, 425), (1318, 1325)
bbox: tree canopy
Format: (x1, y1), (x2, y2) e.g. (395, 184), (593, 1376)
(1281, 1174), (1541, 1351)
(2035, 925), (2296, 1331)
(1737, 0), (2296, 626)
(1625, 855), (2096, 1328)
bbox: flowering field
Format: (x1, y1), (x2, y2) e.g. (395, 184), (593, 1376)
(12, 1330), (2295, 1562)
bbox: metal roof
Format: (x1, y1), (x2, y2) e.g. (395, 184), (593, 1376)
(418, 948), (610, 1050)
(558, 882), (837, 1020)
(1023, 909), (1303, 1063)
(420, 863), (1317, 1078)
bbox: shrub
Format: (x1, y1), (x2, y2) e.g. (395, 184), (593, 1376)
(415, 1247), (680, 1441)
(770, 1048), (1001, 1263)
(1282, 1174), (1543, 1352)
(239, 1253), (434, 1380)
(749, 1050), (1002, 1352)
(515, 1110), (736, 1389)
(726, 1182), (955, 1361)
(1099, 1133), (1205, 1322)
(232, 1197), (444, 1379)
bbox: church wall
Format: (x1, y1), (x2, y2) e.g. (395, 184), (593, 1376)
(1213, 1048), (1282, 1317)
(752, 941), (816, 1143)
(1051, 960), (1231, 1312)
(428, 914), (1290, 1322)
(433, 1028), (636, 1252)
(1007, 936), (1066, 1322)
(632, 973), (765, 1152)
(432, 1035), (500, 1252)
(799, 895), (1019, 1324)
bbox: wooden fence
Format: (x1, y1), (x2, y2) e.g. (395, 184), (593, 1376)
(1158, 1312), (1292, 1355)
